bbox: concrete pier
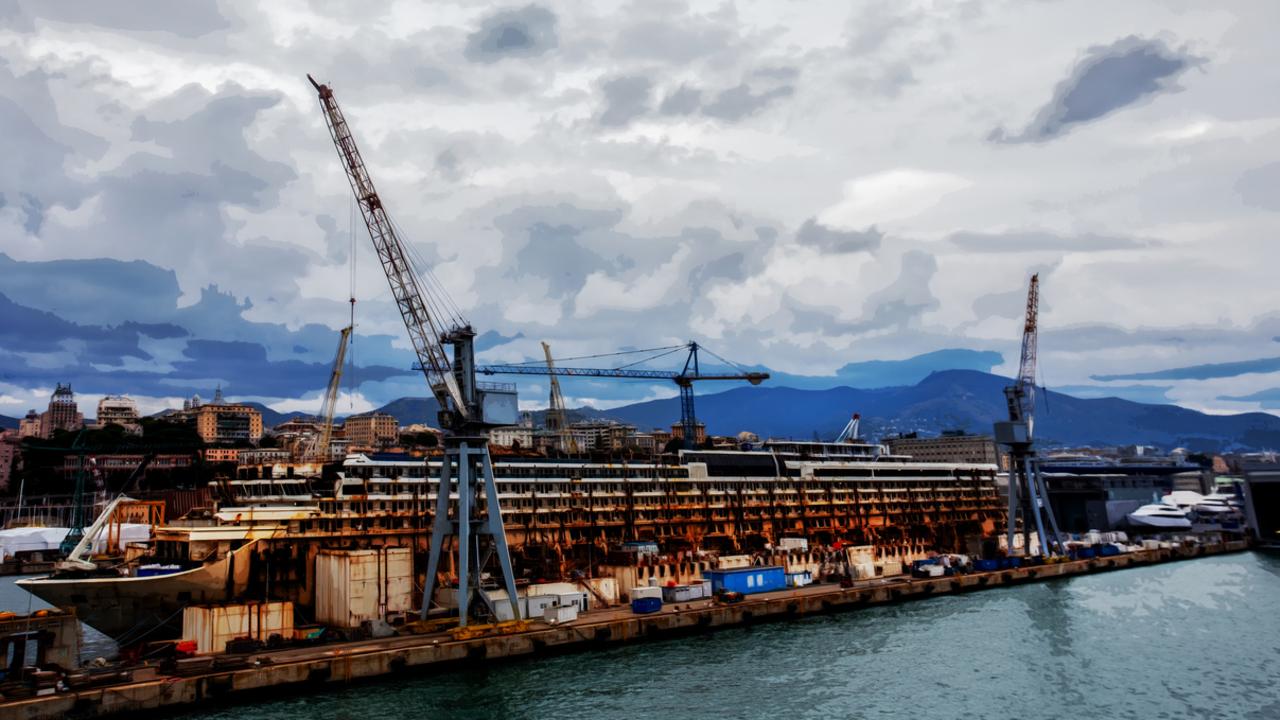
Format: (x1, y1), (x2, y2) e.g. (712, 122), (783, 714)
(4, 540), (1250, 720)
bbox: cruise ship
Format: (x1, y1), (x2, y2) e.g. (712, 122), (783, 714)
(19, 441), (1003, 641)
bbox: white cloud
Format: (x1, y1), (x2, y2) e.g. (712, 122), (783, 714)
(817, 169), (972, 231)
(0, 0), (1278, 416)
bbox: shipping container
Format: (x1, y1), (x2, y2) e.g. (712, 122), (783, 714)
(314, 548), (413, 628)
(702, 566), (785, 595)
(630, 585), (663, 601)
(630, 597), (662, 614)
(543, 604), (578, 624)
(525, 595), (559, 619)
(786, 570), (812, 587)
(181, 601), (293, 654)
(661, 584), (703, 602)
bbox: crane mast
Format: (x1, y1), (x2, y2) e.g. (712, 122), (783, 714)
(309, 75), (520, 627)
(994, 272), (1061, 558)
(308, 74), (470, 429)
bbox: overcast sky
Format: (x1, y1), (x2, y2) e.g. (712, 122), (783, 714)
(1, 0), (1278, 421)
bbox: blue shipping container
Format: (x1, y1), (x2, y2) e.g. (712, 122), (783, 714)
(703, 566), (786, 595)
(631, 597), (663, 614)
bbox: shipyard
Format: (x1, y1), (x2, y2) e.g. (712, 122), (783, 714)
(3, 4), (1280, 720)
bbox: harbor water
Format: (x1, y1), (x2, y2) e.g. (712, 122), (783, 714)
(7, 552), (1280, 719)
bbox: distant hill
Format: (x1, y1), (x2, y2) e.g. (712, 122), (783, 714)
(367, 398), (610, 428)
(0, 414), (17, 431)
(597, 370), (1280, 452)
(361, 370), (1280, 452)
(239, 403), (321, 429)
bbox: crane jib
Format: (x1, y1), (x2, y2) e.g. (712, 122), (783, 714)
(310, 76), (470, 423)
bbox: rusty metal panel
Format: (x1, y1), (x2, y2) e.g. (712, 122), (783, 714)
(180, 601), (293, 654)
(315, 548), (413, 628)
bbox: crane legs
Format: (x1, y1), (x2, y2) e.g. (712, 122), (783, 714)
(421, 437), (521, 626)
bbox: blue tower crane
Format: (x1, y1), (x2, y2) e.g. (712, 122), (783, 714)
(479, 342), (769, 449)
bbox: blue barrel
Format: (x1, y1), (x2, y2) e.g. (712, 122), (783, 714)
(975, 559), (1000, 572)
(1077, 547), (1096, 559)
(631, 597), (663, 614)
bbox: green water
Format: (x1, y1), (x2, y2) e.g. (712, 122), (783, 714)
(8, 553), (1280, 719)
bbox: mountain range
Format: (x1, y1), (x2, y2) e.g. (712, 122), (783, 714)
(368, 370), (1280, 453)
(10, 370), (1279, 453)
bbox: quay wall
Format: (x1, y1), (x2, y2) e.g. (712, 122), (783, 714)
(6, 540), (1250, 720)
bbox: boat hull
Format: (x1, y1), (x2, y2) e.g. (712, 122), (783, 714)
(16, 542), (255, 640)
(1125, 514), (1192, 530)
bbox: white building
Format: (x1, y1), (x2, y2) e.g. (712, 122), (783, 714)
(96, 395), (142, 434)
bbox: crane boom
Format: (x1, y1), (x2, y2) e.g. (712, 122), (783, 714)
(480, 341), (768, 449)
(541, 342), (577, 452)
(303, 325), (351, 462)
(1004, 273), (1039, 432)
(308, 74), (467, 424)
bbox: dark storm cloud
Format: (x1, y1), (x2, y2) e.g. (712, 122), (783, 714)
(0, 256), (426, 400)
(1219, 388), (1280, 409)
(1094, 356), (1280, 382)
(0, 253), (180, 325)
(0, 292), (185, 364)
(0, 61), (105, 229)
(795, 219), (882, 254)
(702, 83), (795, 122)
(1235, 161), (1280, 211)
(464, 5), (558, 63)
(597, 75), (653, 128)
(948, 230), (1150, 253)
(991, 36), (1202, 143)
(491, 203), (624, 296)
(658, 85), (702, 116)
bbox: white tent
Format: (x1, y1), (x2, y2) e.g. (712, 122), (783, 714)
(0, 524), (154, 561)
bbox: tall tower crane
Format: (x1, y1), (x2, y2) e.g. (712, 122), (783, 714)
(480, 341), (768, 449)
(308, 75), (520, 625)
(299, 326), (352, 463)
(993, 274), (1062, 557)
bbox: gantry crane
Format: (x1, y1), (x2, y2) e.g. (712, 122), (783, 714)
(299, 326), (352, 463)
(993, 273), (1062, 557)
(480, 341), (768, 449)
(309, 74), (520, 625)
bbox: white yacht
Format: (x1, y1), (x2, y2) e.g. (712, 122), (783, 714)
(1162, 491), (1238, 517)
(1126, 503), (1193, 530)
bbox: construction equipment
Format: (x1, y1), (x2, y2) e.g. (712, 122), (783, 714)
(836, 413), (861, 443)
(540, 341), (576, 452)
(300, 326), (352, 463)
(993, 274), (1062, 557)
(309, 74), (520, 627)
(479, 341), (768, 449)
(59, 430), (92, 556)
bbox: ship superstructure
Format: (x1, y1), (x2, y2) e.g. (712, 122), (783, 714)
(19, 442), (1001, 640)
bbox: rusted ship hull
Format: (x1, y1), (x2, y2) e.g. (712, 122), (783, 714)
(17, 541), (256, 640)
